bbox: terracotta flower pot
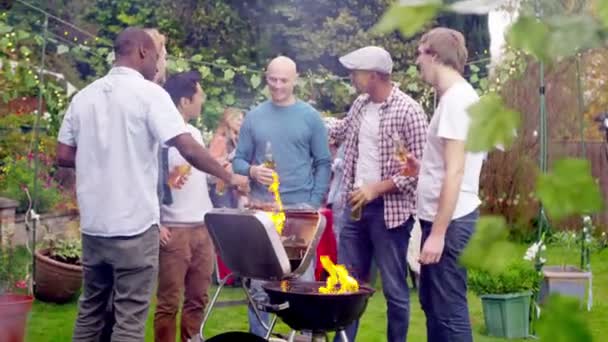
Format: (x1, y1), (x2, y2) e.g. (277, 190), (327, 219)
(0, 294), (34, 342)
(34, 248), (82, 303)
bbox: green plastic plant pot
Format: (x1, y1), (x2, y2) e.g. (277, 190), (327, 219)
(480, 291), (531, 339)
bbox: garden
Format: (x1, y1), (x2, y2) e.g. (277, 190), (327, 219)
(2, 0), (608, 341)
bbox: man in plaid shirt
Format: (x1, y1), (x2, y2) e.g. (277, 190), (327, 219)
(329, 46), (428, 342)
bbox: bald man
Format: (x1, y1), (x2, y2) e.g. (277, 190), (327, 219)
(57, 27), (248, 342)
(232, 56), (332, 337)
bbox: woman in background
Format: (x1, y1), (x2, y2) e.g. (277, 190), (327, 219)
(208, 107), (244, 208)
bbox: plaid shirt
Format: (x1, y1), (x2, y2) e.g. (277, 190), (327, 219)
(328, 85), (428, 228)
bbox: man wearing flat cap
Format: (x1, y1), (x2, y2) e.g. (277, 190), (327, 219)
(329, 46), (428, 342)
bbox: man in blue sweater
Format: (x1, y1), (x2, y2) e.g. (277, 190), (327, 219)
(232, 56), (332, 337)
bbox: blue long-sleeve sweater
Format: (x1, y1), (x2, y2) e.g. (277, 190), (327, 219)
(232, 100), (331, 208)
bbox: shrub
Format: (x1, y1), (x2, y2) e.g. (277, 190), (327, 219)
(468, 261), (541, 296)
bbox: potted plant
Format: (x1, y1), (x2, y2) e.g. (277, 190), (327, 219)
(540, 216), (597, 310)
(0, 215), (34, 342)
(34, 222), (82, 303)
(468, 260), (541, 339)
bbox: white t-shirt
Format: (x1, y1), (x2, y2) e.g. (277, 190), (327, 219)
(355, 102), (383, 185)
(161, 124), (213, 226)
(57, 67), (188, 237)
(417, 82), (485, 221)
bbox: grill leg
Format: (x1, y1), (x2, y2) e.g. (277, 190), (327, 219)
(242, 278), (277, 337)
(338, 330), (349, 342)
(199, 273), (234, 340)
(287, 330), (297, 342)
(264, 315), (278, 340)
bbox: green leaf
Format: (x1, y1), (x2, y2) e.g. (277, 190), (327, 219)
(117, 12), (138, 25)
(191, 54), (203, 63)
(198, 66), (211, 79)
(0, 22), (12, 35)
(460, 216), (520, 273)
(545, 15), (601, 59)
(536, 158), (603, 221)
(224, 69), (235, 81)
(469, 64), (480, 73)
(507, 16), (550, 62)
(448, 0), (504, 14)
(537, 295), (593, 342)
(372, 1), (442, 37)
(466, 93), (520, 152)
(406, 65), (418, 77)
(479, 78), (489, 90)
(19, 46), (31, 56)
(599, 0), (608, 28)
(407, 83), (419, 92)
(174, 59), (189, 72)
(16, 30), (30, 41)
(508, 15), (601, 63)
(33, 35), (44, 46)
(250, 74), (261, 88)
(470, 74), (479, 83)
(224, 93), (236, 105)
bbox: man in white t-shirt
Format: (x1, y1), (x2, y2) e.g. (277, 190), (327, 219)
(403, 27), (485, 342)
(153, 71), (216, 342)
(56, 28), (248, 342)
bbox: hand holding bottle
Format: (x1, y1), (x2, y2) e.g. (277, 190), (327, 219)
(167, 164), (191, 189)
(250, 141), (276, 185)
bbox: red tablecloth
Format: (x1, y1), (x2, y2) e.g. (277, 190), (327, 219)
(214, 208), (338, 283)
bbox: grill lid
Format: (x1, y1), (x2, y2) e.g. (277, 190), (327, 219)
(204, 208), (325, 280)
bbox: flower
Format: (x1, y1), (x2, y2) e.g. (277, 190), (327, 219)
(524, 241), (543, 261)
(583, 216), (592, 224)
(14, 280), (27, 289)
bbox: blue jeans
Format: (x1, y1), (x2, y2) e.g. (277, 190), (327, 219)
(419, 210), (478, 342)
(335, 198), (413, 342)
(247, 258), (316, 337)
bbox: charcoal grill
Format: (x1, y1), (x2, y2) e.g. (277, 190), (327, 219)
(262, 281), (375, 341)
(199, 207), (326, 341)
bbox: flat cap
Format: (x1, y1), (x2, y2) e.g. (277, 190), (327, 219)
(339, 46), (393, 74)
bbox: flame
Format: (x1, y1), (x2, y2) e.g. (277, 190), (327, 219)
(267, 171), (286, 235)
(318, 256), (359, 294)
(280, 280), (290, 292)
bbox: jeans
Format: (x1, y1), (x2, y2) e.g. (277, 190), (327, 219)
(335, 198), (414, 342)
(419, 210), (478, 342)
(73, 226), (159, 342)
(247, 259), (316, 337)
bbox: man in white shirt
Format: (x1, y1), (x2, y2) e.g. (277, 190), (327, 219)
(404, 27), (485, 342)
(153, 71), (215, 342)
(56, 27), (248, 342)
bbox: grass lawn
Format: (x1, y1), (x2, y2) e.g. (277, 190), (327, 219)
(25, 245), (608, 341)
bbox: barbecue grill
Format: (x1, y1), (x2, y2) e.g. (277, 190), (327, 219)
(200, 207), (374, 342)
(199, 207), (325, 340)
